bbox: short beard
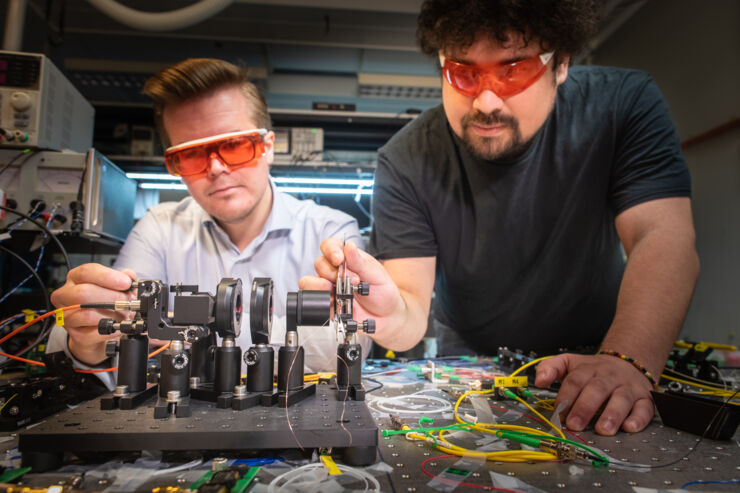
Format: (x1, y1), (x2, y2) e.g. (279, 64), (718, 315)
(460, 110), (530, 161)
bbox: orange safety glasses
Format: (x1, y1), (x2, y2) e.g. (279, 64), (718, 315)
(163, 129), (267, 178)
(439, 52), (554, 99)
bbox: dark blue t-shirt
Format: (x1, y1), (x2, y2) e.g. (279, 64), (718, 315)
(370, 66), (691, 354)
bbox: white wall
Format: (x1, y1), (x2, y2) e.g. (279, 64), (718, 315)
(591, 0), (740, 344)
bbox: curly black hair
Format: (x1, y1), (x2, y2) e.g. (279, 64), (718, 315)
(417, 0), (598, 57)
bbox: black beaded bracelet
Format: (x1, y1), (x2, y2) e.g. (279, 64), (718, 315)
(597, 349), (660, 389)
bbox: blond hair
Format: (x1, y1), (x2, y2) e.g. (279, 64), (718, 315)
(142, 58), (270, 147)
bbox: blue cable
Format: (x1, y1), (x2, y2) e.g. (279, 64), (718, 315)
(0, 314), (26, 332)
(231, 457), (282, 466)
(682, 479), (740, 489)
(0, 212), (56, 305)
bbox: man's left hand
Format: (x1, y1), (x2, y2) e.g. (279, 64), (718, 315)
(535, 354), (655, 435)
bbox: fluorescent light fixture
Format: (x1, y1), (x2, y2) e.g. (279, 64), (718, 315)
(278, 187), (373, 195)
(129, 174), (372, 187)
(138, 182), (373, 195)
(273, 177), (374, 187)
(127, 172), (180, 181)
(140, 182), (188, 190)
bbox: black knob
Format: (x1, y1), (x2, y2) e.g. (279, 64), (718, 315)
(5, 198), (17, 209)
(356, 282), (370, 296)
(105, 340), (118, 357)
(29, 199), (46, 212)
(362, 319), (376, 334)
(98, 319), (116, 335)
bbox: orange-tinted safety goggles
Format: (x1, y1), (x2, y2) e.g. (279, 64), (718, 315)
(163, 129), (267, 178)
(439, 52), (554, 99)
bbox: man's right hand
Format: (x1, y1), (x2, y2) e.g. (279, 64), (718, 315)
(299, 238), (435, 351)
(50, 263), (137, 366)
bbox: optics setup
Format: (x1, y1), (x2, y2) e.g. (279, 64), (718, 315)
(126, 173), (374, 196)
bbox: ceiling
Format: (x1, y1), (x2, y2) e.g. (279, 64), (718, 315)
(10, 0), (646, 115)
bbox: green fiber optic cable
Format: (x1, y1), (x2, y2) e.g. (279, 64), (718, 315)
(497, 430), (609, 465)
(382, 423), (474, 437)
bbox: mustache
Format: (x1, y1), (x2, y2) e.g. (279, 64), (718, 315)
(462, 110), (517, 128)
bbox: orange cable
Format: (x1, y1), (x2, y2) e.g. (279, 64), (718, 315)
(0, 352), (45, 366)
(0, 305), (170, 373)
(0, 305), (81, 345)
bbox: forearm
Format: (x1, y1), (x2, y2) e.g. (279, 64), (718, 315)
(601, 230), (699, 376)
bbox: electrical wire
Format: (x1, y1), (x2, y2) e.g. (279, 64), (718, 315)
(662, 368), (738, 391)
(266, 461), (380, 493)
(362, 368), (401, 377)
(596, 389), (740, 470)
(0, 204), (72, 271)
(336, 351), (354, 447)
(372, 390), (453, 415)
(74, 342), (171, 374)
(1, 205), (57, 291)
(0, 148), (35, 177)
(373, 445), (397, 493)
(283, 342), (305, 451)
(681, 479), (740, 489)
(488, 402), (588, 445)
(0, 244), (52, 311)
(509, 355), (554, 377)
(0, 313), (25, 330)
(0, 313), (54, 371)
(150, 458), (204, 477)
(363, 377), (383, 393)
(0, 305), (169, 373)
(1, 207), (58, 306)
(420, 455), (525, 492)
(0, 394), (18, 414)
(0, 305), (79, 347)
(454, 389), (565, 439)
(387, 388), (569, 463)
(660, 373), (738, 399)
(0, 319), (55, 369)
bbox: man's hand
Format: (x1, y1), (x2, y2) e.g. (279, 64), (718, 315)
(299, 238), (405, 342)
(50, 263), (137, 366)
(535, 353), (655, 435)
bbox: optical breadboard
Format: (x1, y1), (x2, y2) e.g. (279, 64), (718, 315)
(18, 384), (378, 470)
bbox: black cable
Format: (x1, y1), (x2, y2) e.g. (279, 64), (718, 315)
(2, 199), (45, 232)
(0, 243), (53, 368)
(0, 148), (37, 177)
(613, 389), (739, 470)
(364, 377), (383, 393)
(0, 205), (72, 272)
(0, 244), (52, 312)
(80, 302), (116, 309)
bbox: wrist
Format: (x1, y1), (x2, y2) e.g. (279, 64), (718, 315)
(596, 349), (660, 390)
(68, 336), (110, 367)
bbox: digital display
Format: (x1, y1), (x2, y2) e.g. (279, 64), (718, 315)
(0, 54), (41, 88)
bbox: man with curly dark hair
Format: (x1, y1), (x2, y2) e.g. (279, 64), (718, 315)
(302, 0), (699, 435)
